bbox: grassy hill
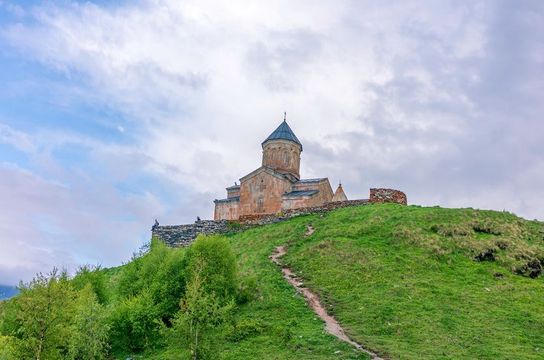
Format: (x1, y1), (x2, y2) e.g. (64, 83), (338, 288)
(2, 204), (543, 359)
(220, 204), (544, 359)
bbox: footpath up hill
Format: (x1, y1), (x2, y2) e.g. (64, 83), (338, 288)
(227, 204), (544, 359)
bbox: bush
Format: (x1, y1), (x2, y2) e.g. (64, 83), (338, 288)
(116, 239), (187, 321)
(184, 235), (237, 303)
(72, 265), (109, 304)
(108, 290), (164, 353)
(228, 318), (266, 341)
(173, 258), (234, 360)
(68, 285), (110, 359)
(236, 274), (259, 305)
(0, 335), (19, 360)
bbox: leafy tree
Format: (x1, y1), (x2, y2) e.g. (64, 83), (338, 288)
(108, 290), (164, 353)
(174, 259), (234, 360)
(67, 284), (110, 359)
(11, 269), (75, 359)
(71, 265), (108, 304)
(184, 235), (237, 303)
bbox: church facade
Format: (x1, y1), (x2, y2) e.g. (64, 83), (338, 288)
(214, 119), (347, 220)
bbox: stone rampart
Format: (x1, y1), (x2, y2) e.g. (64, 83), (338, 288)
(154, 194), (406, 247)
(152, 220), (230, 247)
(369, 188), (407, 205)
(153, 200), (371, 247)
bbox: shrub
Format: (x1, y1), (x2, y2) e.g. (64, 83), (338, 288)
(0, 335), (19, 360)
(72, 265), (109, 304)
(108, 290), (164, 353)
(184, 235), (237, 303)
(68, 285), (110, 359)
(116, 239), (187, 321)
(173, 258), (234, 359)
(0, 269), (77, 359)
(236, 274), (259, 305)
(228, 318), (266, 341)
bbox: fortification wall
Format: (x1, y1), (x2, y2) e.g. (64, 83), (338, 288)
(155, 192), (406, 248)
(154, 199), (370, 247)
(369, 188), (407, 205)
(152, 220), (230, 247)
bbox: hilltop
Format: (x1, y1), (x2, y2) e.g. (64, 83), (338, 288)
(1, 204), (543, 359)
(221, 203), (544, 359)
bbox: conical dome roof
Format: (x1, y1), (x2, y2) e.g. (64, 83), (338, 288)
(332, 183), (348, 202)
(262, 120), (302, 149)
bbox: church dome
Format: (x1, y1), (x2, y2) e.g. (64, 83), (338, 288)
(262, 120), (302, 149)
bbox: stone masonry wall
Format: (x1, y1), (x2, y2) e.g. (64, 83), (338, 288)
(369, 188), (407, 205)
(154, 199), (370, 247)
(155, 193), (406, 248)
(152, 220), (230, 247)
(262, 139), (302, 179)
(239, 171), (292, 216)
(214, 200), (240, 220)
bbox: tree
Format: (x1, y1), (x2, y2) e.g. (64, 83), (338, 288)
(184, 235), (237, 303)
(174, 259), (234, 360)
(71, 265), (108, 304)
(14, 268), (75, 359)
(108, 290), (163, 353)
(67, 284), (110, 359)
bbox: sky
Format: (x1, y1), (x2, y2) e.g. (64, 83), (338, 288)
(0, 0), (543, 285)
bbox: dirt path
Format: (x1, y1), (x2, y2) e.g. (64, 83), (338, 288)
(270, 245), (385, 360)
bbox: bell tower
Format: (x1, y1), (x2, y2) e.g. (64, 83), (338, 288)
(261, 115), (302, 179)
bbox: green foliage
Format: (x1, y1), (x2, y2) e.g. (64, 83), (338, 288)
(227, 318), (266, 342)
(68, 285), (110, 359)
(116, 238), (186, 321)
(0, 270), (111, 360)
(108, 290), (164, 353)
(72, 265), (109, 304)
(235, 273), (259, 305)
(0, 335), (19, 360)
(173, 259), (235, 359)
(9, 269), (75, 359)
(184, 235), (237, 303)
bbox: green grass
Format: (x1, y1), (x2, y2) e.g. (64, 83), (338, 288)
(115, 204), (544, 359)
(277, 204), (544, 359)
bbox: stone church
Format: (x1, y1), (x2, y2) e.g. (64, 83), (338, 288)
(214, 119), (347, 220)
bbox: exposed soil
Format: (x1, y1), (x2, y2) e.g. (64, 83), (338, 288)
(270, 245), (385, 360)
(305, 224), (315, 236)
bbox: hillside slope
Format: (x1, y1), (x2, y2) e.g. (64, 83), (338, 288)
(3, 204), (542, 359)
(227, 204), (544, 359)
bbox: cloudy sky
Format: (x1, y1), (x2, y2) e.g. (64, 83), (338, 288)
(0, 0), (542, 285)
